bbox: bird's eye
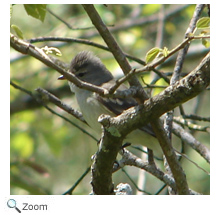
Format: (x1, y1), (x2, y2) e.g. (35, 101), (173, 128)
(77, 72), (85, 77)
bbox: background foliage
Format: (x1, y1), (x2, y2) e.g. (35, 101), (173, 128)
(10, 4), (210, 195)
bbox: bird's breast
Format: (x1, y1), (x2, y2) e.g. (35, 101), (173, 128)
(75, 88), (113, 133)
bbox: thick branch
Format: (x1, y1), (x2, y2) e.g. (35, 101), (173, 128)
(91, 129), (124, 195)
(99, 53), (210, 137)
(82, 4), (149, 102)
(158, 5), (206, 194)
(10, 34), (109, 95)
(151, 119), (189, 194)
(82, 5), (151, 194)
(82, 5), (132, 75)
(10, 34), (136, 99)
(97, 53), (209, 194)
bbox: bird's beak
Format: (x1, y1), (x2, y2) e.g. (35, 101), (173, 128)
(58, 75), (66, 80)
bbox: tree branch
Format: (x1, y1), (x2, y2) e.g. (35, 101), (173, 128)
(115, 148), (176, 191)
(82, 4), (209, 195)
(35, 87), (86, 124)
(83, 5), (190, 38)
(10, 81), (97, 141)
(10, 33), (137, 99)
(172, 122), (210, 163)
(82, 4), (149, 102)
(134, 34), (208, 75)
(163, 4), (206, 156)
(82, 4), (150, 194)
(99, 53), (209, 194)
(114, 148), (200, 194)
(11, 6), (209, 194)
(171, 4), (205, 84)
(28, 36), (146, 65)
(151, 119), (189, 194)
(91, 129), (124, 195)
(10, 85), (71, 115)
(162, 5), (206, 194)
(173, 116), (210, 132)
(99, 53), (209, 138)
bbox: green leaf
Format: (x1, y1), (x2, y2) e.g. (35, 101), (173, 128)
(162, 47), (170, 57)
(11, 24), (24, 39)
(23, 4), (47, 22)
(145, 47), (161, 63)
(202, 38), (210, 48)
(42, 46), (62, 56)
(196, 17), (210, 29)
(199, 29), (210, 36)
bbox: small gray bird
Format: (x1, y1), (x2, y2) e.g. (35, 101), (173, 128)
(59, 51), (162, 156)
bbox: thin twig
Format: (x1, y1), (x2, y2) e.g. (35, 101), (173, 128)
(10, 81), (98, 142)
(36, 87), (86, 124)
(116, 148), (177, 191)
(121, 168), (152, 195)
(62, 166), (91, 195)
(134, 34), (207, 75)
(173, 116), (210, 132)
(175, 151), (210, 175)
(47, 8), (95, 31)
(172, 122), (210, 163)
(28, 36), (146, 65)
(155, 5), (165, 48)
(182, 114), (210, 122)
(83, 5), (190, 38)
(171, 4), (205, 84)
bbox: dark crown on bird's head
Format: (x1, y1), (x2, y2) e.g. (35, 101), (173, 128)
(70, 51), (103, 71)
(69, 51), (113, 85)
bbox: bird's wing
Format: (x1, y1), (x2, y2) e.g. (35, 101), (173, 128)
(97, 80), (137, 115)
(97, 80), (156, 137)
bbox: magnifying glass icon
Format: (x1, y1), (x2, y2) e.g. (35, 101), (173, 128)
(7, 199), (21, 213)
